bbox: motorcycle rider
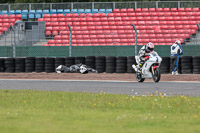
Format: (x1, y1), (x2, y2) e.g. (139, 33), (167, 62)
(133, 42), (155, 72)
(55, 63), (98, 74)
(170, 40), (183, 75)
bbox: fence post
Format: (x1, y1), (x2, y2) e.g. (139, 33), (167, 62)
(113, 2), (115, 9)
(132, 23), (137, 56)
(68, 24), (72, 57)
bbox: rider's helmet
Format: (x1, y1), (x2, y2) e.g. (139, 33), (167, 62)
(146, 42), (154, 53)
(80, 64), (88, 74)
(175, 40), (181, 45)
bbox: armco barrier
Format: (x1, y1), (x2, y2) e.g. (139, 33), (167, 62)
(0, 56), (199, 74)
(1, 45), (200, 57)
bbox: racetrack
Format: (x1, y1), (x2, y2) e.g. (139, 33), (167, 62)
(0, 79), (200, 96)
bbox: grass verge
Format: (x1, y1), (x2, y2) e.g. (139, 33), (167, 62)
(0, 89), (199, 133)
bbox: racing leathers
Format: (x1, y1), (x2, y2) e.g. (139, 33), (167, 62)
(136, 45), (151, 68)
(170, 42), (183, 74)
(55, 63), (98, 74)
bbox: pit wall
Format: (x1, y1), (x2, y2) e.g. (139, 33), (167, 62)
(0, 45), (199, 57)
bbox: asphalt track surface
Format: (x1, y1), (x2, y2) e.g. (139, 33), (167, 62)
(0, 79), (199, 96)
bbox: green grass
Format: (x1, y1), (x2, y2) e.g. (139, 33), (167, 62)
(0, 90), (200, 133)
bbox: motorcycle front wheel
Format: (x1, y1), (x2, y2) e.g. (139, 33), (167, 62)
(136, 72), (145, 82)
(152, 68), (161, 82)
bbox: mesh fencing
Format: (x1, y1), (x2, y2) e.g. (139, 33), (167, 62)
(0, 1), (199, 10)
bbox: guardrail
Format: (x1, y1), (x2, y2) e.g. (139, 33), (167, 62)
(0, 1), (200, 11)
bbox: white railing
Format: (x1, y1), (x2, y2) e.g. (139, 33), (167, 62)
(0, 1), (199, 11)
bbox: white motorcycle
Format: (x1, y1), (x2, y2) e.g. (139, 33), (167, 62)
(132, 51), (162, 82)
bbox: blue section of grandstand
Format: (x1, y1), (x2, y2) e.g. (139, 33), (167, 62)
(0, 9), (112, 19)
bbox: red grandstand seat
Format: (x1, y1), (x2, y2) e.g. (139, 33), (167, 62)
(107, 13), (114, 17)
(98, 39), (105, 43)
(157, 12), (164, 16)
(16, 14), (22, 19)
(82, 35), (89, 39)
(86, 17), (93, 22)
(50, 14), (57, 18)
(80, 22), (87, 26)
(52, 26), (60, 31)
(193, 8), (199, 12)
(86, 13), (92, 17)
(135, 8), (141, 12)
(107, 17), (114, 21)
(185, 8), (192, 12)
(58, 22), (66, 26)
(82, 30), (89, 34)
(60, 31), (69, 35)
(57, 14), (64, 18)
(171, 8), (177, 12)
(8, 14), (15, 19)
(71, 13), (78, 17)
(93, 13), (100, 17)
(61, 35), (69, 39)
(37, 18), (44, 21)
(148, 8), (155, 12)
(79, 13), (85, 17)
(2, 14), (8, 19)
(50, 18), (57, 22)
(135, 13), (142, 17)
(76, 39), (83, 44)
(9, 18), (15, 23)
(178, 8), (185, 12)
(101, 21), (108, 25)
(46, 26), (52, 31)
(52, 31), (58, 35)
(100, 13), (106, 17)
(43, 14), (51, 18)
(142, 8), (148, 12)
(120, 8), (127, 13)
(115, 17), (121, 21)
(59, 26), (67, 31)
(55, 40), (62, 44)
(156, 8), (163, 12)
(62, 40), (69, 44)
(48, 40), (55, 44)
(43, 18), (50, 22)
(57, 18), (65, 22)
(163, 8), (170, 12)
(65, 22), (72, 26)
(127, 13), (135, 17)
(73, 22), (80, 26)
(100, 17), (107, 21)
(65, 13), (71, 17)
(71, 18), (79, 21)
(113, 9), (120, 13)
(93, 17), (100, 21)
(46, 31), (51, 35)
(87, 21), (94, 26)
(65, 17), (72, 21)
(127, 8), (134, 12)
(120, 13), (128, 17)
(102, 26), (109, 30)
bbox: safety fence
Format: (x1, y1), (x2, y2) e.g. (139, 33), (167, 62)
(0, 56), (199, 74)
(0, 1), (200, 11)
(0, 45), (200, 58)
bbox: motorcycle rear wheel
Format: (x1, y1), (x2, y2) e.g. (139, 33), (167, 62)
(136, 72), (145, 82)
(152, 68), (161, 82)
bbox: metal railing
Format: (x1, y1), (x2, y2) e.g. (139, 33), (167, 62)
(0, 1), (200, 11)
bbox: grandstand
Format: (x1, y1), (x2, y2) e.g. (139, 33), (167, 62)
(0, 1), (200, 53)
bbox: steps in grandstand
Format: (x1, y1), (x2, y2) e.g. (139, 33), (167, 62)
(185, 30), (200, 45)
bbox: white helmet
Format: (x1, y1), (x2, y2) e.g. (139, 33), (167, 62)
(146, 42), (154, 53)
(80, 65), (88, 74)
